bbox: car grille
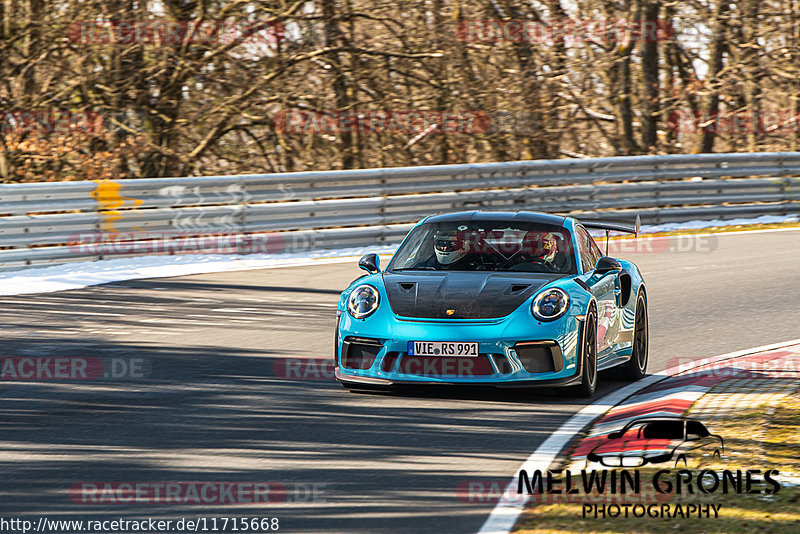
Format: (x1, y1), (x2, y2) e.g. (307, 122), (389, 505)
(396, 354), (496, 377)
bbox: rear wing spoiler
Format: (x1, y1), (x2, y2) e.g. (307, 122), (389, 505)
(580, 215), (641, 256)
(581, 214), (641, 238)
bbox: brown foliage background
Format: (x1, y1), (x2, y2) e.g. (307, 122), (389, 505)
(1, 0), (798, 182)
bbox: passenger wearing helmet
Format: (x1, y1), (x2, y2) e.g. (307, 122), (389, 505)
(536, 232), (558, 263)
(514, 230), (568, 271)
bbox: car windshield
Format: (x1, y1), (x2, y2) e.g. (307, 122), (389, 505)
(388, 220), (576, 274)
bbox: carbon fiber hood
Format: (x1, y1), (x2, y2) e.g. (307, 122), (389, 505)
(382, 271), (562, 319)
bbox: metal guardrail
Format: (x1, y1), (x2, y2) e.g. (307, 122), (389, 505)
(1, 152), (799, 270)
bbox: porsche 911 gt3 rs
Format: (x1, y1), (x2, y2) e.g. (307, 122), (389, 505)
(334, 210), (648, 397)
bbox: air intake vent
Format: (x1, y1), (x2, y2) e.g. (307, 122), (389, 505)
(514, 342), (563, 373)
(507, 284), (530, 294)
(341, 337), (382, 370)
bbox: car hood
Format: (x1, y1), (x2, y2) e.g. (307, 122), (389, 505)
(382, 271), (563, 319)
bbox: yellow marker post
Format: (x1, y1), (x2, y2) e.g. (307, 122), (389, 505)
(91, 179), (143, 233)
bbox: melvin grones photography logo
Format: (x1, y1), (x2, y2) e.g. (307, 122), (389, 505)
(516, 416), (782, 520)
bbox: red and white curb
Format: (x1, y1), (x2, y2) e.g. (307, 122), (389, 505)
(571, 346), (800, 465)
(476, 338), (800, 534)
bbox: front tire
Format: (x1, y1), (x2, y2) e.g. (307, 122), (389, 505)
(619, 293), (648, 380)
(572, 309), (598, 397)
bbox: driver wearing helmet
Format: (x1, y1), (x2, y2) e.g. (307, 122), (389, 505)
(432, 229), (474, 269)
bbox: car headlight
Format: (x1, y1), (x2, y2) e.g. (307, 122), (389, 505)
(531, 288), (570, 321)
(347, 285), (380, 319)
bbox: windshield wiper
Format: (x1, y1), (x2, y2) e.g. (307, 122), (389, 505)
(392, 267), (437, 271)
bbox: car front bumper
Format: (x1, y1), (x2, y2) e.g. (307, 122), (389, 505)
(335, 309), (585, 387)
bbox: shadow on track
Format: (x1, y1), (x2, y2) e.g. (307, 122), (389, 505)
(0, 337), (599, 534)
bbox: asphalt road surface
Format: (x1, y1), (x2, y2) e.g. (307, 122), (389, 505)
(0, 228), (798, 533)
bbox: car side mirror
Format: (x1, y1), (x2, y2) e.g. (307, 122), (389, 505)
(595, 256), (622, 276)
(608, 431), (623, 439)
(358, 253), (380, 274)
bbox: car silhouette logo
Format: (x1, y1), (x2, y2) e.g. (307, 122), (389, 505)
(586, 417), (725, 468)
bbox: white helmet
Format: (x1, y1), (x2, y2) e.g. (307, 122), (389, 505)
(434, 229), (466, 265)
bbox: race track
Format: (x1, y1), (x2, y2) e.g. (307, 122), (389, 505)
(0, 228), (798, 533)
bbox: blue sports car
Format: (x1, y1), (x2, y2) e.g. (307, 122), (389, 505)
(334, 211), (648, 397)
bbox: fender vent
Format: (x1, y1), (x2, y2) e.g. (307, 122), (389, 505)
(619, 272), (632, 306)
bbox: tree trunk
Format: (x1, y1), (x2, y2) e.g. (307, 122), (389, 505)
(699, 0), (730, 153)
(741, 0), (761, 152)
(610, 1), (640, 154)
(321, 0), (355, 169)
(641, 1), (661, 151)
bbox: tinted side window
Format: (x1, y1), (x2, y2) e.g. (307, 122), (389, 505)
(575, 226), (598, 272)
(587, 233), (604, 264)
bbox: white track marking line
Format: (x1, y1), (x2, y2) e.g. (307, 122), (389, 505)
(476, 337), (800, 534)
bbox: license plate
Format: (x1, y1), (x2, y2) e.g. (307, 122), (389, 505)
(407, 341), (478, 357)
